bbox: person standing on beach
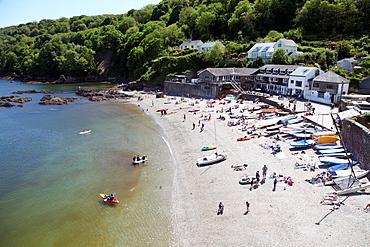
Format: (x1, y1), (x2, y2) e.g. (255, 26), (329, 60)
(273, 178), (278, 191)
(192, 122), (195, 130)
(217, 202), (224, 215)
(262, 165), (268, 179)
(183, 113), (186, 121)
(244, 201), (250, 215)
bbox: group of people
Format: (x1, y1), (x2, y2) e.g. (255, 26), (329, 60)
(132, 155), (147, 162)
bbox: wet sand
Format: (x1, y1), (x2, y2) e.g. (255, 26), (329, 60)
(132, 93), (370, 246)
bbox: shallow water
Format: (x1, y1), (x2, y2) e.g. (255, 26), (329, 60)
(0, 80), (173, 246)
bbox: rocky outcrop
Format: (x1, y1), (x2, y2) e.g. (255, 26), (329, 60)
(0, 95), (32, 103)
(12, 90), (60, 94)
(0, 102), (16, 107)
(39, 95), (78, 105)
(76, 88), (131, 101)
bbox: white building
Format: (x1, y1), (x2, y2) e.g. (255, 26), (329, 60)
(179, 40), (204, 50)
(288, 67), (324, 98)
(247, 39), (301, 63)
(198, 41), (225, 51)
(309, 71), (350, 104)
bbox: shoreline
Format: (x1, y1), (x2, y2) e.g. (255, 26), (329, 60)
(129, 93), (369, 246)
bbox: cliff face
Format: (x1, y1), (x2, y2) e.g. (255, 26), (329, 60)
(95, 51), (112, 76)
(341, 118), (370, 170)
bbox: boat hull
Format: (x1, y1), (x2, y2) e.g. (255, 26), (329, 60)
(197, 154), (227, 166)
(100, 194), (120, 203)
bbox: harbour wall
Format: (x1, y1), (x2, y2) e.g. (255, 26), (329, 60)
(341, 118), (370, 170)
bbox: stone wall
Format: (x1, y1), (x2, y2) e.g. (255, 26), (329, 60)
(341, 118), (370, 170)
(163, 81), (220, 98)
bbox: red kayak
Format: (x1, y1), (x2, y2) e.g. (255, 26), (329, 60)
(156, 109), (168, 112)
(100, 193), (120, 204)
(237, 137), (250, 141)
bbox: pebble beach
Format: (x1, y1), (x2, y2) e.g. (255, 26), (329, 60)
(132, 92), (369, 246)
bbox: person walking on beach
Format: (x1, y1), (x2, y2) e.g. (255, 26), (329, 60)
(255, 171), (260, 185)
(192, 122), (195, 130)
(183, 113), (186, 121)
(244, 201), (250, 215)
(217, 202), (224, 215)
(273, 178), (278, 191)
(262, 165), (268, 179)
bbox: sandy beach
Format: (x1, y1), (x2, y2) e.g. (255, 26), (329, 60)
(131, 93), (369, 246)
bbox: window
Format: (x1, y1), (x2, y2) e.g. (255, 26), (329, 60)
(327, 84), (334, 90)
(295, 81), (302, 87)
(318, 92), (325, 98)
(273, 69), (278, 74)
(313, 82), (319, 88)
(290, 80), (294, 84)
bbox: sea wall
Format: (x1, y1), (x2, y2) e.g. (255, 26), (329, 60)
(341, 118), (370, 170)
(163, 81), (220, 99)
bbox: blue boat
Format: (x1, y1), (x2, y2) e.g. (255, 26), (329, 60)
(290, 139), (315, 148)
(327, 163), (350, 173)
(319, 157), (356, 165)
(314, 144), (343, 150)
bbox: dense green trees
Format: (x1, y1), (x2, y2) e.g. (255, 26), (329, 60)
(0, 0), (370, 84)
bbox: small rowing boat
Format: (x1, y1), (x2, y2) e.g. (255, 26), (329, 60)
(79, 130), (91, 135)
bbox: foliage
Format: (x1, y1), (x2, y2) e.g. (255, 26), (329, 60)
(0, 0), (370, 83)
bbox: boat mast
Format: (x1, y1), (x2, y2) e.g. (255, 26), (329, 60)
(330, 113), (357, 188)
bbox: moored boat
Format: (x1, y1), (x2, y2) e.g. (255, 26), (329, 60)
(79, 130), (91, 135)
(132, 156), (148, 164)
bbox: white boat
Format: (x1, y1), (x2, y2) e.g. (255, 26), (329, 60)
(314, 144), (343, 150)
(132, 156), (148, 164)
(196, 153), (227, 166)
(79, 130), (91, 135)
(331, 169), (369, 178)
(323, 170), (369, 186)
(320, 153), (351, 158)
(239, 176), (255, 185)
(319, 148), (345, 154)
(336, 182), (370, 195)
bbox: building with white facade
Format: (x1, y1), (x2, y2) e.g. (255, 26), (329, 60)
(288, 66), (324, 98)
(179, 40), (204, 50)
(247, 39), (301, 63)
(198, 41), (225, 51)
(310, 71), (350, 104)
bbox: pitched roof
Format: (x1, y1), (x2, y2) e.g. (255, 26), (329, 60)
(179, 40), (203, 47)
(290, 67), (318, 76)
(279, 39), (298, 47)
(249, 42), (275, 53)
(314, 71), (350, 84)
(359, 77), (370, 89)
(199, 68), (258, 76)
(200, 41), (225, 48)
(258, 64), (301, 71)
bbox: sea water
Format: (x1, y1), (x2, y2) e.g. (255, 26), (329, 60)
(0, 80), (173, 246)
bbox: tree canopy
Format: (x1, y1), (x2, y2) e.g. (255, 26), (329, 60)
(0, 0), (370, 84)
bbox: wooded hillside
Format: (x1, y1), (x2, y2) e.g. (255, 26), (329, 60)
(1, 0), (370, 84)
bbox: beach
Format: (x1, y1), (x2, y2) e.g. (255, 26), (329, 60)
(132, 93), (369, 246)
